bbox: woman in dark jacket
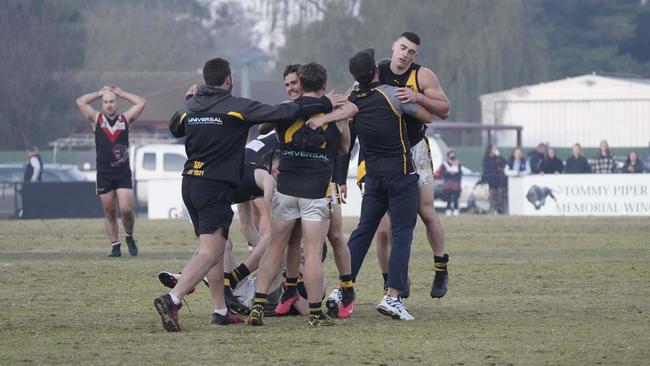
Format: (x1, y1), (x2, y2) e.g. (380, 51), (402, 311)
(622, 151), (645, 173)
(481, 144), (507, 214)
(564, 143), (591, 174)
(542, 147), (564, 174)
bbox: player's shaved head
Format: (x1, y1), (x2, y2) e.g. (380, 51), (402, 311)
(102, 91), (116, 101)
(102, 91), (117, 116)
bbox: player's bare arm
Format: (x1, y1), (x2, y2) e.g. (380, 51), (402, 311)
(336, 120), (351, 156)
(110, 85), (146, 124)
(395, 67), (450, 120)
(408, 104), (435, 125)
(306, 101), (358, 129)
(325, 91), (348, 109)
(75, 87), (109, 129)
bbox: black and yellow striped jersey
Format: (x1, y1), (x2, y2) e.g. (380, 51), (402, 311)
(275, 96), (341, 199)
(378, 61), (426, 147)
(348, 82), (416, 180)
(169, 85), (332, 187)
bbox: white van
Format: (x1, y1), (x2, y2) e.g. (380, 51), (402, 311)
(78, 144), (187, 206)
(131, 144), (186, 205)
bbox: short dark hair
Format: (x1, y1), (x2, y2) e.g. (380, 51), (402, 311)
(400, 31), (420, 46)
(203, 58), (231, 86)
(297, 62), (327, 93)
(283, 64), (301, 78)
(349, 49), (376, 84)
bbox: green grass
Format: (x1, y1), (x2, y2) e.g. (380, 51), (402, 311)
(0, 216), (648, 365)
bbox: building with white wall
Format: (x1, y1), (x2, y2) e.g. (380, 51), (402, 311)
(480, 74), (650, 147)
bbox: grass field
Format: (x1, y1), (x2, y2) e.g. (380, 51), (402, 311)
(1, 216), (648, 365)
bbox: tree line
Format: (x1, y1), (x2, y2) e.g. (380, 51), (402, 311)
(1, 0), (649, 149)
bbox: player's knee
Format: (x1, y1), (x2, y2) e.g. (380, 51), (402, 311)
(327, 231), (344, 247)
(121, 208), (134, 220)
(376, 232), (390, 247)
(103, 208), (117, 221)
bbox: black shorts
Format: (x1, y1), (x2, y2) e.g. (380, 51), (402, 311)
(96, 170), (132, 195)
(232, 164), (265, 204)
(182, 176), (234, 238)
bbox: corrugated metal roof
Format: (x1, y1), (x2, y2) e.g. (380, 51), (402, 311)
(480, 74), (650, 99)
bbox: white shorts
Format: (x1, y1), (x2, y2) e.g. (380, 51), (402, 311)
(327, 182), (342, 205)
(411, 138), (434, 186)
(271, 190), (330, 222)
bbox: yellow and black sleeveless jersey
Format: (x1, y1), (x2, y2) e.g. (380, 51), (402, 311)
(378, 61), (426, 148)
(348, 82), (416, 180)
(275, 96), (341, 199)
(169, 85), (332, 188)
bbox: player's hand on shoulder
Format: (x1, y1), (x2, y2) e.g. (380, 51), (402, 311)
(186, 84), (198, 97)
(395, 87), (421, 103)
(305, 115), (326, 129)
(325, 91), (347, 109)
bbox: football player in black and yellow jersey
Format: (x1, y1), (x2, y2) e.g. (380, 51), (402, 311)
(76, 85), (146, 258)
(247, 63), (357, 327)
(153, 58), (344, 332)
(270, 65), (359, 320)
(346, 49), (434, 320)
(376, 32), (452, 299)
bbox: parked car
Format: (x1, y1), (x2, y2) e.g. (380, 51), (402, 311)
(0, 164), (87, 218)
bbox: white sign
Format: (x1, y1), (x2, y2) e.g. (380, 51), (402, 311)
(508, 174), (650, 216)
(147, 179), (189, 220)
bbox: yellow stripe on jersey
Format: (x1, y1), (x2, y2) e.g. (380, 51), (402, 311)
(375, 88), (409, 174)
(374, 88), (400, 117)
(398, 116), (407, 174)
(406, 69), (420, 93)
(319, 120), (328, 149)
(356, 160), (366, 185)
(284, 119), (304, 143)
(180, 112), (187, 124)
(227, 111), (244, 120)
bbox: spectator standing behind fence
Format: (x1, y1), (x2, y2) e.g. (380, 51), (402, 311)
(23, 146), (43, 182)
(564, 143), (591, 173)
(622, 152), (645, 173)
(541, 147), (564, 174)
(436, 150), (462, 216)
(505, 147), (531, 177)
(590, 140), (618, 173)
(482, 144), (507, 214)
(528, 143), (546, 174)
